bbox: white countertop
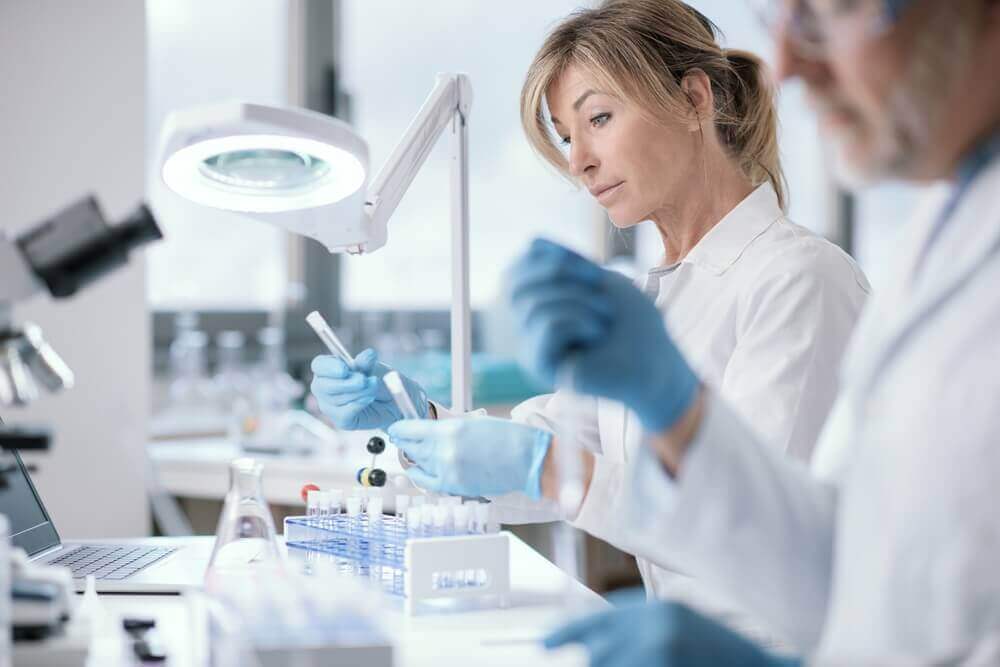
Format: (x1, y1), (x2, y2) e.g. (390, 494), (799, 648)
(149, 432), (417, 507)
(97, 535), (603, 666)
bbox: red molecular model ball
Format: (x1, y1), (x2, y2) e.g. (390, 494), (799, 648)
(300, 483), (320, 503)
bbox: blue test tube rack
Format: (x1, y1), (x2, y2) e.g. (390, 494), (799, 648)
(284, 512), (510, 614)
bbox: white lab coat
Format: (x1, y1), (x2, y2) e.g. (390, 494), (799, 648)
(463, 183), (871, 643)
(626, 157), (1000, 663)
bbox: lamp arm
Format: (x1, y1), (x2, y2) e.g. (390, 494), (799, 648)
(363, 73), (472, 231)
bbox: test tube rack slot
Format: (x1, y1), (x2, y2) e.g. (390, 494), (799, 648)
(284, 514), (510, 614)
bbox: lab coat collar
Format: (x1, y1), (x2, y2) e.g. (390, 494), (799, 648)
(851, 155), (1000, 394)
(679, 183), (783, 276)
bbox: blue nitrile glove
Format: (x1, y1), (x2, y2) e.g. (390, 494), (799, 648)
(387, 417), (551, 499)
(310, 348), (429, 430)
(544, 591), (802, 667)
(508, 238), (699, 433)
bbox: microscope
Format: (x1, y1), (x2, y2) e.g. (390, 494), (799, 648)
(0, 195), (162, 641)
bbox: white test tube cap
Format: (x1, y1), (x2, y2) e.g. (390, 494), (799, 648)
(407, 506), (422, 530)
(475, 502), (490, 530)
(396, 495), (411, 513)
(453, 505), (471, 533)
(421, 504), (435, 527)
(367, 497), (384, 517)
(412, 496), (427, 507)
(329, 489), (343, 510)
(432, 505), (449, 528)
(345, 496), (361, 516)
(306, 489), (320, 509)
(318, 491), (332, 512)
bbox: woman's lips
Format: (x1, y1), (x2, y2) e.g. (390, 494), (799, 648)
(594, 181), (624, 204)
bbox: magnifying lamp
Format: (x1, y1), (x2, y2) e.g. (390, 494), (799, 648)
(158, 73), (473, 411)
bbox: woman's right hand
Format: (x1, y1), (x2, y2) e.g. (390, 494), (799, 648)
(310, 348), (429, 431)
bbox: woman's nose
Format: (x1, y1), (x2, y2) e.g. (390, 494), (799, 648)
(568, 140), (598, 178)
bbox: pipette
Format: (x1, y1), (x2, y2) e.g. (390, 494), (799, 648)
(305, 310), (355, 370)
(553, 361), (587, 608)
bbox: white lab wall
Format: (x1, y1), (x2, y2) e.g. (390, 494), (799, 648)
(0, 2), (150, 537)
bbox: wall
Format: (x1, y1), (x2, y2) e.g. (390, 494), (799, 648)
(0, 1), (150, 537)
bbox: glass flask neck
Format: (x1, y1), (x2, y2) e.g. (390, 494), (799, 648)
(231, 458), (263, 498)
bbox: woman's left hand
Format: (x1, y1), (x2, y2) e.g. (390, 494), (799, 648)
(387, 417), (552, 499)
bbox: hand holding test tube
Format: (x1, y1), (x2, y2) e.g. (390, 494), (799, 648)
(383, 371), (421, 471)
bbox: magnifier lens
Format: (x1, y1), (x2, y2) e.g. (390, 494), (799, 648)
(199, 149), (331, 192)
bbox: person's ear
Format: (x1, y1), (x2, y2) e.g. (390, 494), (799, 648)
(680, 69), (714, 131)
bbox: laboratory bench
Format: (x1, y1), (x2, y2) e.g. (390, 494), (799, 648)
(96, 535), (601, 666)
(147, 435), (643, 593)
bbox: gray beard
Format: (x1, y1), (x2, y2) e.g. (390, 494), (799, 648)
(830, 2), (976, 189)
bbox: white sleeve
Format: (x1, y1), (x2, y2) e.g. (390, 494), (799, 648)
(629, 391), (839, 651)
(809, 634), (1000, 666)
(486, 391), (602, 524)
(718, 242), (867, 462)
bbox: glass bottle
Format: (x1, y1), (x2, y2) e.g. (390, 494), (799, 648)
(205, 458), (282, 585)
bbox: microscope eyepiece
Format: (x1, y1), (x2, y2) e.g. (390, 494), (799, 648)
(16, 196), (163, 299)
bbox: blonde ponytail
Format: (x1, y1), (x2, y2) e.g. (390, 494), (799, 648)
(718, 49), (787, 210)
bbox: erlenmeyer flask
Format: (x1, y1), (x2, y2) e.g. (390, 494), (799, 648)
(206, 458), (282, 583)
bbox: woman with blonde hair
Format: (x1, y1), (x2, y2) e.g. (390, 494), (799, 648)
(312, 0), (869, 643)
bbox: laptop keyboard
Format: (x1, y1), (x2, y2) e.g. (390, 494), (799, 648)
(49, 545), (179, 580)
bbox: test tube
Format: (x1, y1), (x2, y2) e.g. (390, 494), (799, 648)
(367, 496), (385, 586)
(407, 505), (423, 536)
(412, 496), (427, 508)
(305, 311), (355, 370)
(421, 503), (435, 535)
(382, 371), (425, 472)
(453, 504), (471, 536)
(432, 505), (451, 536)
(356, 488), (368, 513)
(474, 502), (491, 534)
(329, 489), (343, 517)
(368, 496), (384, 522)
(382, 371), (421, 419)
(396, 495), (410, 523)
(454, 504), (474, 587)
(306, 489), (320, 519)
(345, 496), (362, 574)
(318, 491), (332, 524)
(306, 489), (321, 552)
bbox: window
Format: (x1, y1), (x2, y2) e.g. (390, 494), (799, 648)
(338, 1), (604, 312)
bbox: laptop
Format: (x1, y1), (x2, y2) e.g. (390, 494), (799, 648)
(2, 450), (209, 593)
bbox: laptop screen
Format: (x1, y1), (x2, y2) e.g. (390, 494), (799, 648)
(0, 450), (61, 556)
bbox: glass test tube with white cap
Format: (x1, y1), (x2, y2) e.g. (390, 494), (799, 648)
(382, 371), (422, 472)
(305, 311), (355, 370)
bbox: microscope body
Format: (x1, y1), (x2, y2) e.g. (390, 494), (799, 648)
(0, 196), (162, 407)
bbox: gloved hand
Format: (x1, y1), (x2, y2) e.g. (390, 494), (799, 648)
(544, 591), (801, 667)
(508, 238), (699, 433)
(310, 348), (428, 430)
(387, 417), (551, 499)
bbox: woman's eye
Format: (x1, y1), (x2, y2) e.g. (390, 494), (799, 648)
(590, 113), (611, 128)
(560, 136), (571, 146)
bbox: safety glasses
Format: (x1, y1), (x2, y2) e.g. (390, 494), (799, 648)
(749, 0), (896, 59)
